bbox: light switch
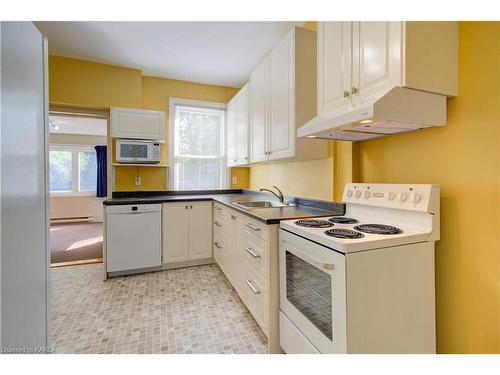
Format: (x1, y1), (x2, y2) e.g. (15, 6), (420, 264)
(232, 176), (238, 185)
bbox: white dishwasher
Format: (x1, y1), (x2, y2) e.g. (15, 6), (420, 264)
(106, 204), (162, 275)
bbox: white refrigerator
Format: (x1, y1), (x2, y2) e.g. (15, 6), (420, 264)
(1, 22), (50, 351)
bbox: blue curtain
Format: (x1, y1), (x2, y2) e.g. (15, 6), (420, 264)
(94, 145), (107, 197)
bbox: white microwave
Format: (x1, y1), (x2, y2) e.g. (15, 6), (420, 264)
(116, 139), (160, 164)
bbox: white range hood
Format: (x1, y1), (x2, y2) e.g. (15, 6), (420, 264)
(297, 87), (447, 141)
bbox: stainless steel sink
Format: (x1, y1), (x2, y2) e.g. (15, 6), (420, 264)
(232, 201), (295, 209)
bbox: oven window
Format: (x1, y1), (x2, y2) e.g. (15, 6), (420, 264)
(121, 144), (147, 158)
(286, 251), (333, 340)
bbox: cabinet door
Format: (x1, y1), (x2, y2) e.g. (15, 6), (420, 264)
(162, 202), (189, 263)
(111, 107), (165, 141)
(318, 22), (353, 116)
(226, 96), (238, 167)
(188, 201), (213, 260)
(236, 83), (249, 164)
(269, 31), (294, 160)
(226, 211), (246, 296)
(249, 59), (269, 163)
(352, 22), (402, 106)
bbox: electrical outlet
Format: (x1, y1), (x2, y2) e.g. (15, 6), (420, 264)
(135, 176), (142, 186)
(232, 176), (238, 185)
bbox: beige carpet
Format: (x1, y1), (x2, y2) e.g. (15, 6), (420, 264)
(50, 222), (103, 264)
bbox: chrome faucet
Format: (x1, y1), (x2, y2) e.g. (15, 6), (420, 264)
(260, 186), (285, 203)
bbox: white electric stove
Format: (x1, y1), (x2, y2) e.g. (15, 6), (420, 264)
(279, 183), (440, 354)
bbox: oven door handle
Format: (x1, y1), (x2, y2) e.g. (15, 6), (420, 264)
(282, 240), (336, 272)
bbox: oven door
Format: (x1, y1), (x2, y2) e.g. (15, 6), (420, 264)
(279, 229), (347, 353)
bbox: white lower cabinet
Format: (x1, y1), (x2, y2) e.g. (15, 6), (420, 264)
(212, 202), (281, 353)
(162, 202), (189, 263)
(244, 262), (269, 333)
(162, 201), (213, 266)
(188, 201), (213, 260)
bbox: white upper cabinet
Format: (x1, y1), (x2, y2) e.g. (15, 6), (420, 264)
(269, 32), (294, 160)
(249, 59), (269, 163)
(319, 22), (353, 116)
(227, 97), (238, 166)
(318, 21), (458, 117)
(249, 26), (328, 164)
(227, 83), (249, 167)
(111, 107), (165, 141)
(352, 22), (402, 107)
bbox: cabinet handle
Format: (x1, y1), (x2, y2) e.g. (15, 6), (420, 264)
(214, 242), (222, 249)
(246, 280), (261, 294)
(245, 223), (261, 232)
(190, 205), (193, 209)
(185, 205), (188, 209)
(214, 221), (222, 227)
(245, 247), (261, 258)
(343, 90), (350, 98)
(351, 86), (358, 94)
(230, 214), (236, 220)
(215, 206), (222, 211)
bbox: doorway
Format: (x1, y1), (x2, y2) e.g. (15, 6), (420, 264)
(48, 109), (109, 267)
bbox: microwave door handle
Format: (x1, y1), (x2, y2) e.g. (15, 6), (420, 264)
(282, 240), (336, 272)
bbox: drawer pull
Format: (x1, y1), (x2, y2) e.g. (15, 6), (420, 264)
(214, 221), (222, 227)
(245, 223), (261, 232)
(230, 214), (236, 220)
(246, 279), (261, 294)
(245, 247), (261, 258)
(214, 242), (222, 249)
(214, 206), (222, 211)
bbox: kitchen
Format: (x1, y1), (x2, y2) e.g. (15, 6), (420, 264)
(1, 0), (500, 371)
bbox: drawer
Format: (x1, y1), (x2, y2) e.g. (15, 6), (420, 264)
(213, 211), (228, 236)
(244, 262), (269, 335)
(244, 216), (268, 242)
(244, 231), (269, 279)
(213, 202), (227, 214)
(212, 231), (226, 264)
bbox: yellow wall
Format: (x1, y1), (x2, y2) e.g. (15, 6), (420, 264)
(48, 56), (247, 191)
(49, 55), (142, 108)
(249, 148), (334, 200)
(356, 22), (500, 353)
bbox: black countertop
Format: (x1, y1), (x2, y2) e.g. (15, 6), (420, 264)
(103, 189), (345, 224)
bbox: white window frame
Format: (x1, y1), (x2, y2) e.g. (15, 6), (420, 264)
(49, 144), (97, 197)
(168, 98), (229, 190)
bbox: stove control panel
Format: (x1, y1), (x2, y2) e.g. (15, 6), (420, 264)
(343, 183), (440, 213)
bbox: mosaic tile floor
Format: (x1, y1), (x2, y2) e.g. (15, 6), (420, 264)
(51, 264), (267, 354)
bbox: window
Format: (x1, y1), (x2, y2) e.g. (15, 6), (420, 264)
(169, 99), (227, 190)
(49, 146), (97, 195)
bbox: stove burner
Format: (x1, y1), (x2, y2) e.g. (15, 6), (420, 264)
(328, 217), (359, 224)
(295, 219), (334, 228)
(353, 224), (403, 235)
(324, 229), (364, 239)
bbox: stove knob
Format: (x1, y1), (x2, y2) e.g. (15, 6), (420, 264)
(347, 189), (353, 198)
(388, 192), (396, 200)
(364, 190), (370, 199)
(411, 193), (422, 203)
(399, 192), (408, 202)
(355, 190), (362, 198)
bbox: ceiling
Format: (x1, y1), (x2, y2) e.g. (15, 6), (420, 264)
(35, 21), (302, 88)
(49, 115), (107, 136)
